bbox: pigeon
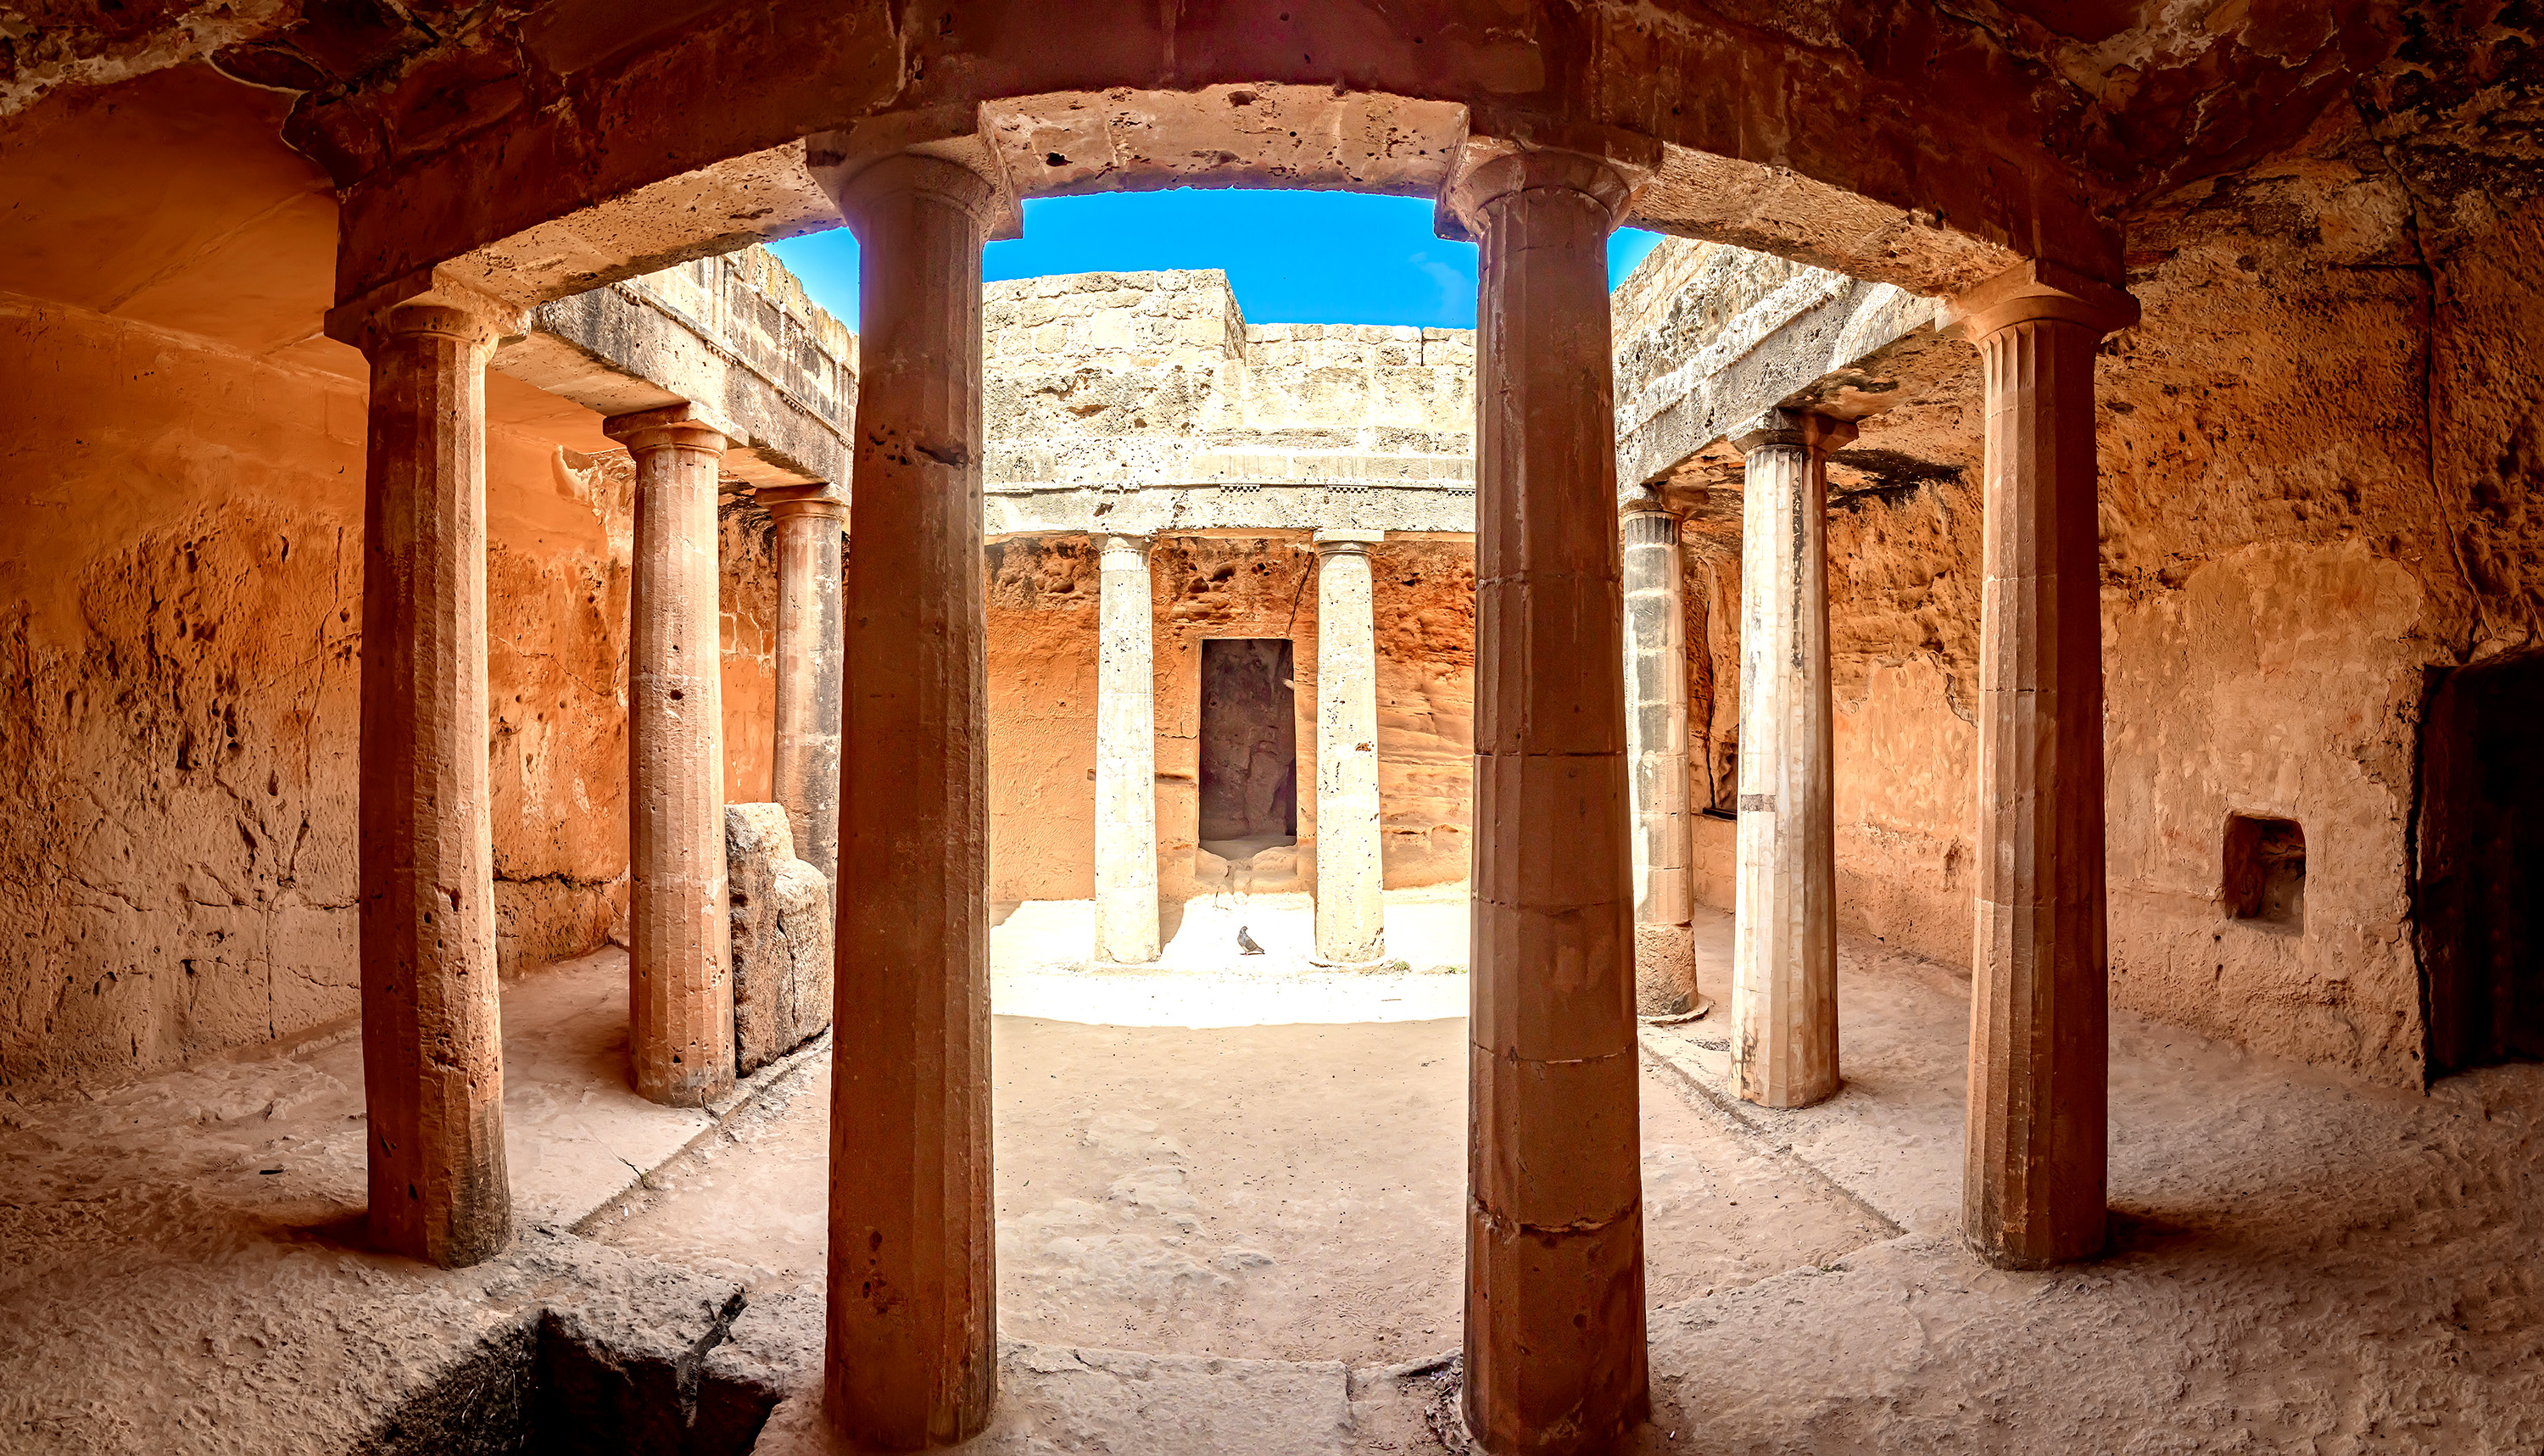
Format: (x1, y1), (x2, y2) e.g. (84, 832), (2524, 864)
(1236, 925), (1266, 956)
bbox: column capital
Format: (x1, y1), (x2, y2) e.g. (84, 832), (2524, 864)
(815, 150), (1013, 242)
(1944, 258), (2140, 342)
(1620, 485), (1682, 523)
(758, 484), (848, 523)
(1731, 409), (1858, 456)
(1442, 145), (1638, 238)
(1312, 528), (1385, 558)
(1097, 532), (1153, 556)
(604, 401), (736, 455)
(326, 271), (527, 355)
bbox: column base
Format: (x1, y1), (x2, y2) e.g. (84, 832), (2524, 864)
(1632, 923), (1698, 1016)
(1308, 953), (1395, 971)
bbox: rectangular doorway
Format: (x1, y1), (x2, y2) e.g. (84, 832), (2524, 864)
(2418, 655), (2544, 1075)
(1197, 639), (1298, 851)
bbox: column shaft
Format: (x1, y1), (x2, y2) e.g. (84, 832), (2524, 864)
(1729, 412), (1851, 1108)
(611, 408), (735, 1107)
(817, 152), (1003, 1450)
(1621, 505), (1696, 1014)
(766, 489), (848, 885)
(1453, 151), (1649, 1456)
(1094, 534), (1161, 963)
(1314, 529), (1386, 965)
(1965, 292), (2119, 1268)
(354, 298), (510, 1268)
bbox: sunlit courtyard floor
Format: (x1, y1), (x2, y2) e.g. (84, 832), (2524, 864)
(5, 890), (2541, 1454)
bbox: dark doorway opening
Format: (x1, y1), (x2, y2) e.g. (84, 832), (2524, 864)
(2417, 655), (2544, 1075)
(1198, 639), (1299, 848)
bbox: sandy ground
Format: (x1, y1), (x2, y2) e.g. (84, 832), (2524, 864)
(7, 894), (2543, 1454)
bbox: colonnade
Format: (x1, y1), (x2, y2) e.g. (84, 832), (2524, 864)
(1086, 527), (1389, 969)
(342, 138), (2130, 1455)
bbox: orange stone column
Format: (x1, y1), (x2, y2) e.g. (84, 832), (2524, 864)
(760, 485), (849, 886)
(1450, 149), (1650, 1456)
(813, 150), (1005, 1450)
(1955, 266), (2137, 1269)
(606, 404), (736, 1107)
(349, 295), (516, 1268)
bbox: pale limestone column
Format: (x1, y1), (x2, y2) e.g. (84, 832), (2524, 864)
(1093, 533), (1161, 964)
(1728, 410), (1855, 1109)
(349, 294), (515, 1268)
(1621, 498), (1696, 1015)
(606, 404), (736, 1109)
(813, 149), (1004, 1450)
(1955, 269), (2135, 1269)
(760, 485), (847, 886)
(1313, 528), (1386, 966)
(1448, 149), (1649, 1456)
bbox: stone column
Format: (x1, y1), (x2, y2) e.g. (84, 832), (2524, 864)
(1955, 267), (2136, 1269)
(606, 404), (736, 1109)
(1620, 498), (1696, 1015)
(813, 150), (1005, 1450)
(1449, 150), (1649, 1456)
(1312, 528), (1386, 966)
(1092, 533), (1162, 963)
(1727, 410), (1855, 1109)
(760, 485), (848, 886)
(350, 294), (515, 1268)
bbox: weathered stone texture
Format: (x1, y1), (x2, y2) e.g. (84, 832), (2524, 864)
(725, 803), (832, 1076)
(985, 534), (1474, 908)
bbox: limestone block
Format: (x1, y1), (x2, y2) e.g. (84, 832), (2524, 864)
(726, 803), (834, 1075)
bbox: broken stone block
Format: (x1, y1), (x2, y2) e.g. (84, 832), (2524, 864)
(727, 804), (834, 1076)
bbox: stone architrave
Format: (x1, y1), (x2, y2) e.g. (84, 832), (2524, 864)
(759, 485), (848, 887)
(350, 293), (517, 1269)
(812, 148), (1007, 1451)
(606, 403), (737, 1109)
(1312, 528), (1386, 966)
(1952, 264), (2139, 1270)
(1448, 149), (1651, 1456)
(1093, 533), (1162, 964)
(1621, 497), (1697, 1015)
(1727, 409), (1855, 1110)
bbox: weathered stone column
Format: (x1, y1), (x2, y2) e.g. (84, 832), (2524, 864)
(349, 293), (516, 1268)
(1954, 265), (2137, 1269)
(606, 404), (736, 1108)
(1450, 149), (1649, 1456)
(1313, 528), (1386, 966)
(1727, 410), (1855, 1109)
(1093, 533), (1162, 963)
(760, 485), (848, 886)
(813, 149), (1005, 1450)
(1621, 497), (1696, 1015)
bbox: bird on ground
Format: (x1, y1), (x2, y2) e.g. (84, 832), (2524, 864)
(1236, 925), (1266, 956)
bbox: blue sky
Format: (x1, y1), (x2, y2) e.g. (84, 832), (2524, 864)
(770, 188), (1664, 332)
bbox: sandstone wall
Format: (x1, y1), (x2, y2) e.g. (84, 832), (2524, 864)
(984, 534), (1473, 909)
(1641, 79), (2544, 1088)
(0, 295), (650, 1090)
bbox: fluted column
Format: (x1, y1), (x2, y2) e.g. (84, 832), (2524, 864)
(1955, 266), (2136, 1269)
(1093, 533), (1161, 964)
(1728, 410), (1854, 1108)
(1621, 498), (1695, 1015)
(1313, 528), (1386, 966)
(1450, 149), (1649, 1456)
(349, 293), (515, 1268)
(761, 486), (848, 886)
(812, 149), (1005, 1450)
(606, 404), (735, 1108)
